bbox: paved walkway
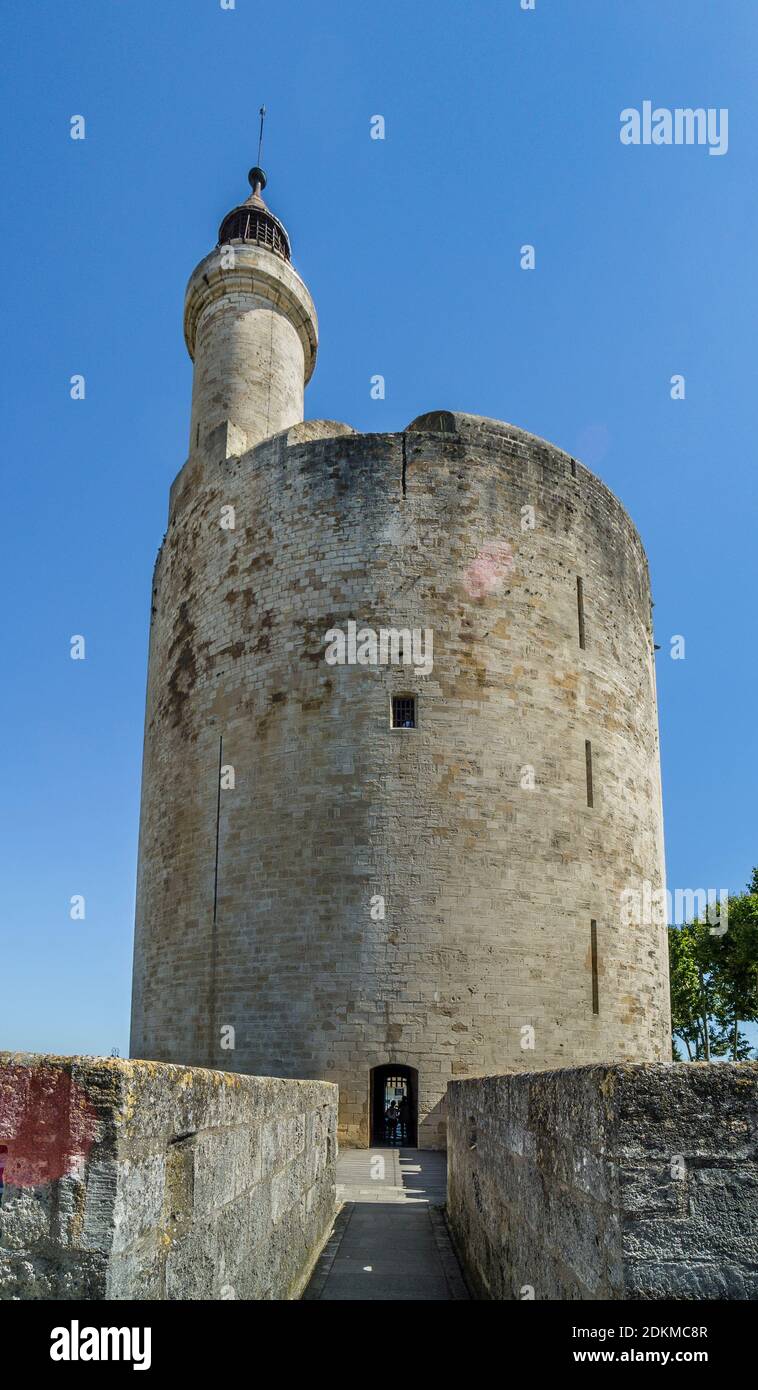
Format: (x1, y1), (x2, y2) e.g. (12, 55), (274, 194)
(304, 1148), (469, 1301)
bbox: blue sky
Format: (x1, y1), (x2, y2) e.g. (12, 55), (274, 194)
(2, 0), (756, 1058)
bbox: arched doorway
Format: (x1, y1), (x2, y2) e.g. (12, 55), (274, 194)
(370, 1065), (418, 1146)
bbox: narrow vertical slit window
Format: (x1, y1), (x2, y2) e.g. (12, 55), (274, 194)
(392, 695), (416, 729)
(401, 432), (407, 497)
(590, 920), (599, 1015)
(585, 739), (594, 807)
(212, 735), (223, 925)
(576, 576), (586, 650)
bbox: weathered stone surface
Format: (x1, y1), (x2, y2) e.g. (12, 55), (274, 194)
(447, 1062), (758, 1300)
(132, 405), (669, 1148)
(0, 1053), (336, 1301)
(184, 241), (318, 455)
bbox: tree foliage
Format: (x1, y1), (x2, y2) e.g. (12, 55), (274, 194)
(668, 867), (758, 1061)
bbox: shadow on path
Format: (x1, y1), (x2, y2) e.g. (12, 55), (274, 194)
(304, 1149), (469, 1302)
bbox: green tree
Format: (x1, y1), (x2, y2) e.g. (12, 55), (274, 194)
(668, 919), (729, 1060)
(709, 874), (758, 1059)
(668, 867), (758, 1061)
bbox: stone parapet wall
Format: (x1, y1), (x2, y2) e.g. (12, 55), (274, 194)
(447, 1063), (758, 1300)
(0, 1053), (336, 1300)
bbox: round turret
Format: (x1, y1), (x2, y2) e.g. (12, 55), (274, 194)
(183, 167), (317, 455)
(131, 400), (670, 1148)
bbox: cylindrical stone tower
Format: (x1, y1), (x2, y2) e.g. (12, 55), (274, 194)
(185, 167), (317, 455)
(131, 170), (670, 1149)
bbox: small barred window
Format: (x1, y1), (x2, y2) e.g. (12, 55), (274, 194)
(392, 695), (416, 729)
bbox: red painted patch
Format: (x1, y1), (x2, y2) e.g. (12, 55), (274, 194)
(464, 541), (515, 599)
(0, 1065), (99, 1188)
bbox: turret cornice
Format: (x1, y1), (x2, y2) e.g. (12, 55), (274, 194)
(183, 243), (318, 384)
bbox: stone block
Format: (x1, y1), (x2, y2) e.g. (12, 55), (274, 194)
(0, 1053), (337, 1301)
(447, 1062), (758, 1300)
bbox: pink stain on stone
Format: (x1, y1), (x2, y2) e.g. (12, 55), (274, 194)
(463, 541), (515, 598)
(0, 1064), (99, 1188)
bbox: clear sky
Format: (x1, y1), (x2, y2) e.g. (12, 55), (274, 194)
(2, 0), (756, 1058)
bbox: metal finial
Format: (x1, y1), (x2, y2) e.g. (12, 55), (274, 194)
(219, 105), (291, 260)
(247, 166), (267, 196)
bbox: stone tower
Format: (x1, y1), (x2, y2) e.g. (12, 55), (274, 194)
(130, 167), (671, 1148)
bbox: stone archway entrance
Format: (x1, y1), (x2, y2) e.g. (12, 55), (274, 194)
(370, 1065), (418, 1147)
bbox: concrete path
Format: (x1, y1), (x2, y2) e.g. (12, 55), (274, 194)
(304, 1148), (470, 1301)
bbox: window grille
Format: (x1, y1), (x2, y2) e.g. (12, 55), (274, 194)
(392, 696), (416, 729)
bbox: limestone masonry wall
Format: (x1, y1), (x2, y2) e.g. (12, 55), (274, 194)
(0, 1053), (336, 1300)
(132, 409), (669, 1148)
(447, 1063), (758, 1300)
(185, 244), (318, 454)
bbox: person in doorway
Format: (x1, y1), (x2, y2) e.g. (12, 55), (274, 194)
(398, 1093), (410, 1143)
(385, 1100), (399, 1141)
